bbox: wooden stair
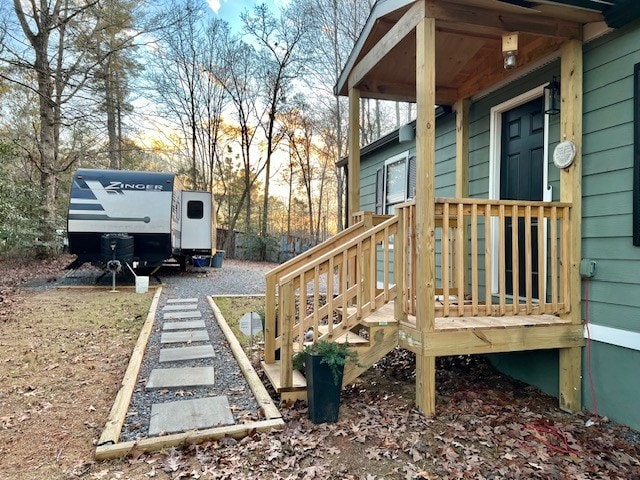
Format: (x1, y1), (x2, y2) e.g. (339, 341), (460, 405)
(262, 303), (399, 403)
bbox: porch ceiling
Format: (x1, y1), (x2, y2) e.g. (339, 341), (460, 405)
(335, 0), (613, 104)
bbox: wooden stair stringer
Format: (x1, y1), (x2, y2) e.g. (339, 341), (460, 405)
(342, 323), (399, 385)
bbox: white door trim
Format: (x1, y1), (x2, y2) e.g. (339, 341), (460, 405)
(489, 84), (552, 295)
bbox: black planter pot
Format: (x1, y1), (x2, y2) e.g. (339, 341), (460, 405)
(306, 352), (344, 424)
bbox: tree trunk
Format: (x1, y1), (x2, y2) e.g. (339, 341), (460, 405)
(106, 58), (120, 169)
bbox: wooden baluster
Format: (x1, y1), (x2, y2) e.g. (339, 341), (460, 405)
(484, 204), (493, 315)
(342, 250), (349, 325)
(456, 202), (465, 316)
(357, 241), (363, 318)
(327, 257), (334, 335)
(471, 203), (479, 316)
(537, 205), (545, 314)
(499, 204), (506, 315)
(412, 204), (417, 315)
(550, 207), (558, 313)
(562, 206), (571, 312)
(511, 205), (520, 315)
(370, 234), (377, 310)
(280, 281), (294, 389)
(525, 205), (533, 314)
(265, 274), (276, 363)
(442, 202), (450, 317)
(313, 265), (320, 340)
(383, 228), (390, 302)
(298, 274), (306, 351)
(395, 207), (407, 322)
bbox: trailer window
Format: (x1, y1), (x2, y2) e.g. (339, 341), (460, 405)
(187, 200), (204, 219)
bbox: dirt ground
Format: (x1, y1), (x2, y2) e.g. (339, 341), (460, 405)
(0, 256), (639, 479)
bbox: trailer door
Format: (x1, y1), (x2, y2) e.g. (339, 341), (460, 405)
(180, 191), (212, 251)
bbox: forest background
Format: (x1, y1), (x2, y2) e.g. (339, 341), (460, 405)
(0, 0), (416, 258)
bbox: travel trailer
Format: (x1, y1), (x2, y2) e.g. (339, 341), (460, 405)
(67, 168), (214, 271)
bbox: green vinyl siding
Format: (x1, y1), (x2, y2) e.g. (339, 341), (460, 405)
(582, 17), (640, 341)
(493, 20), (640, 430)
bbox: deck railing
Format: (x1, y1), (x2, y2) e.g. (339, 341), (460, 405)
(396, 198), (571, 318)
(275, 215), (398, 388)
(264, 212), (390, 365)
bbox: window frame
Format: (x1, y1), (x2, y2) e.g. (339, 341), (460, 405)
(382, 151), (410, 214)
(186, 199), (204, 220)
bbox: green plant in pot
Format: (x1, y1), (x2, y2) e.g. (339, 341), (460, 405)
(293, 339), (358, 424)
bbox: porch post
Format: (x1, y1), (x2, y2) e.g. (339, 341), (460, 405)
(348, 87), (361, 225)
(415, 15), (437, 416)
(454, 98), (470, 199)
(454, 98), (470, 299)
(558, 39), (583, 413)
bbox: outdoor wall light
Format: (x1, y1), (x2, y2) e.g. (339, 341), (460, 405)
(544, 77), (561, 115)
(502, 33), (518, 70)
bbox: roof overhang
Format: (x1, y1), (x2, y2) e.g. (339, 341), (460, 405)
(335, 0), (637, 104)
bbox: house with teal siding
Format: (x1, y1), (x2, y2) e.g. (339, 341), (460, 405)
(262, 0), (640, 430)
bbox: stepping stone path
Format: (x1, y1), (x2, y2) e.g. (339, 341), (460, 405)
(159, 345), (215, 363)
(145, 297), (235, 436)
(163, 310), (202, 320)
(149, 396), (234, 436)
(160, 330), (209, 344)
(163, 320), (206, 331)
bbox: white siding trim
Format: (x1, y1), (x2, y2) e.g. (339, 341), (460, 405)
(488, 85), (551, 295)
(585, 324), (640, 352)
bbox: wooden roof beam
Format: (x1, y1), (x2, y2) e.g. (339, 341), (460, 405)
(348, 0), (425, 90)
(358, 80), (458, 105)
(426, 2), (582, 39)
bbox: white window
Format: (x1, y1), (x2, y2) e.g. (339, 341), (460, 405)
(375, 151), (414, 214)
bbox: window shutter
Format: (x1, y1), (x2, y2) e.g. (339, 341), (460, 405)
(407, 155), (416, 199)
(375, 168), (384, 214)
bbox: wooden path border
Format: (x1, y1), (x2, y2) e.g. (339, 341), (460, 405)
(207, 296), (281, 420)
(94, 291), (283, 461)
(96, 286), (163, 448)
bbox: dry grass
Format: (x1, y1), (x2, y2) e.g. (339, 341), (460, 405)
(0, 288), (152, 480)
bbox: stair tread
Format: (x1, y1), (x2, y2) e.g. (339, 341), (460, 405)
(364, 303), (398, 325)
(262, 360), (306, 391)
(316, 327), (368, 345)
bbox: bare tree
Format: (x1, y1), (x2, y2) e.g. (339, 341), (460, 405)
(151, 0), (229, 190)
(282, 104), (315, 239)
(242, 2), (309, 245)
(212, 34), (266, 245)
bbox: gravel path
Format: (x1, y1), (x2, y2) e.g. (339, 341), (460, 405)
(56, 258), (278, 442)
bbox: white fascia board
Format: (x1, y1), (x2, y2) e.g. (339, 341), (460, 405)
(585, 324), (640, 352)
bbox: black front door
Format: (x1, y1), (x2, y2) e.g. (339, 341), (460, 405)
(500, 98), (544, 299)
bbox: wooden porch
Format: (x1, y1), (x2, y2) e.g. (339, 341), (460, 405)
(262, 199), (583, 407)
(262, 0), (601, 416)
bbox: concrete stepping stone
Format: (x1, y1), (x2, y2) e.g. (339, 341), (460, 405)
(159, 345), (215, 363)
(163, 320), (206, 331)
(166, 298), (199, 304)
(163, 310), (202, 320)
(163, 304), (198, 311)
(148, 396), (234, 436)
(160, 330), (209, 344)
(146, 366), (214, 389)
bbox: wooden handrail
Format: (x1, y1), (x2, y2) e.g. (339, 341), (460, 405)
(264, 212), (390, 364)
(278, 215), (398, 286)
(276, 214), (399, 389)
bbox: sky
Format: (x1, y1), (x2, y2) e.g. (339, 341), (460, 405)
(206, 0), (289, 31)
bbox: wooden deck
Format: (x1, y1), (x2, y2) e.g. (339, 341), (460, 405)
(366, 302), (583, 357)
(262, 300), (583, 403)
